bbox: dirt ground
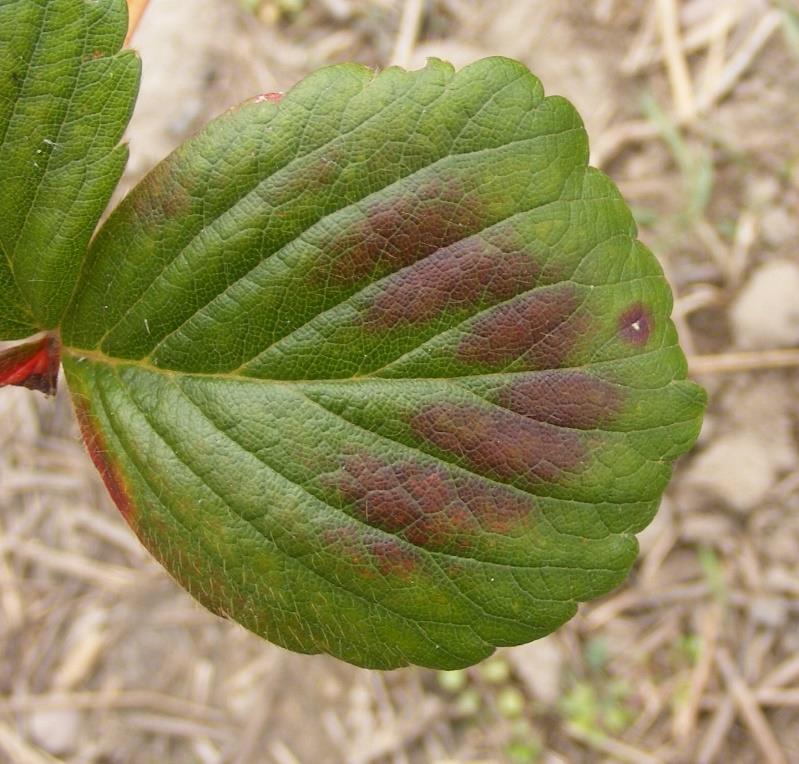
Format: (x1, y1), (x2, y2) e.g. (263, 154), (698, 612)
(2, 0), (799, 762)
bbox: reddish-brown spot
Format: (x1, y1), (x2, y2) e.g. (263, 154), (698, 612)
(130, 160), (191, 221)
(458, 285), (584, 369)
(254, 92), (284, 104)
(323, 524), (418, 580)
(310, 155), (339, 186)
(618, 302), (653, 346)
(323, 178), (483, 287)
(322, 526), (370, 570)
(74, 399), (136, 527)
(335, 455), (534, 551)
(0, 335), (59, 395)
(367, 537), (419, 578)
(498, 371), (625, 429)
(411, 402), (585, 484)
(367, 233), (540, 327)
(269, 150), (344, 221)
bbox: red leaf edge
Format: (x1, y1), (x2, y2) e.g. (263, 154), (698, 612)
(0, 335), (60, 395)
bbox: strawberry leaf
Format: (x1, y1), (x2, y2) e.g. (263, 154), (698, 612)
(0, 0), (140, 337)
(61, 58), (705, 669)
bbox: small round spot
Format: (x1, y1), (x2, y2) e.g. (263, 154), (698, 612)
(618, 303), (653, 346)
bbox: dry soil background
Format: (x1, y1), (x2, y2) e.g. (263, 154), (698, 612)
(2, 1), (799, 763)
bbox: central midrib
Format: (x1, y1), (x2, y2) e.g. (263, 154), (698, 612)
(60, 342), (677, 387)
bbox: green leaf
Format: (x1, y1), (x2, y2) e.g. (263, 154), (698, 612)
(61, 57), (705, 669)
(0, 0), (140, 337)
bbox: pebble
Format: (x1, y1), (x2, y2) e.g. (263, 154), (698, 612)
(507, 636), (563, 705)
(28, 709), (81, 755)
(730, 260), (799, 349)
(749, 596), (788, 628)
(760, 206), (798, 248)
(687, 431), (778, 513)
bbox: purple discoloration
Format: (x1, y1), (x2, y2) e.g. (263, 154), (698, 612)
(458, 285), (583, 369)
(367, 234), (540, 327)
(324, 179), (483, 286)
(335, 455), (535, 550)
(498, 371), (625, 429)
(618, 302), (653, 346)
(411, 402), (585, 484)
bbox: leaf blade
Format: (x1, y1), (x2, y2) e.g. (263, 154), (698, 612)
(62, 57), (705, 668)
(0, 0), (140, 334)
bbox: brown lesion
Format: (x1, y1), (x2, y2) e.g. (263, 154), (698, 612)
(457, 284), (585, 370)
(410, 402), (586, 484)
(0, 334), (60, 396)
(321, 177), (483, 288)
(333, 454), (535, 551)
(366, 232), (540, 328)
(497, 371), (625, 430)
(129, 160), (192, 221)
(82, 50), (108, 62)
(367, 537), (419, 579)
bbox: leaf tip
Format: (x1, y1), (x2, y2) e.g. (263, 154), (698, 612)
(0, 335), (60, 396)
